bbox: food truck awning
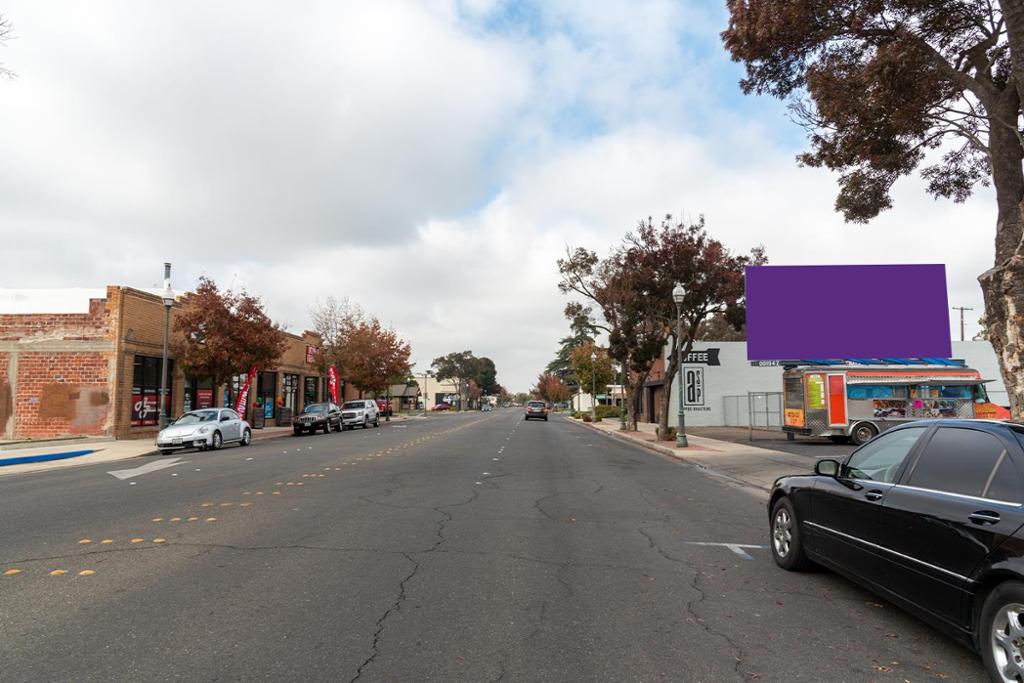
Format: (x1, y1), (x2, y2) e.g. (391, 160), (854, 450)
(845, 376), (992, 385)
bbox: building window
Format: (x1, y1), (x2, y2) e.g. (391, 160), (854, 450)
(283, 374), (299, 412)
(131, 356), (173, 427)
(183, 377), (215, 413)
(257, 371), (277, 419)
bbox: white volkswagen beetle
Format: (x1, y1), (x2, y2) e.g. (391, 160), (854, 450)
(156, 408), (252, 454)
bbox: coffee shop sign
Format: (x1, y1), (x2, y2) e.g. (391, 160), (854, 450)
(682, 348), (720, 366)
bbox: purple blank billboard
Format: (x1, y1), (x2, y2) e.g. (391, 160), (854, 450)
(745, 265), (952, 360)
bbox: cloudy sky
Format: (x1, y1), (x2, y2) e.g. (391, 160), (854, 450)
(0, 1), (996, 391)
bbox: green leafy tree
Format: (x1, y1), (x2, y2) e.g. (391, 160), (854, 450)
(723, 0), (1024, 417)
(546, 304), (598, 387)
(569, 342), (615, 401)
(431, 350), (477, 410)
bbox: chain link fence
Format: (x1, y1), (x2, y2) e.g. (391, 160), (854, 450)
(723, 392), (783, 439)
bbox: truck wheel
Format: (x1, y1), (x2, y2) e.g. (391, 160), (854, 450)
(850, 422), (878, 446)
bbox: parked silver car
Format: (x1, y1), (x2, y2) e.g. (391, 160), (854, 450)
(156, 408), (251, 454)
(341, 400), (380, 430)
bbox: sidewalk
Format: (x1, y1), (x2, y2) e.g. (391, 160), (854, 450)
(578, 418), (824, 498)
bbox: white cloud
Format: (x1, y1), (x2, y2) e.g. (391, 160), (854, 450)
(0, 1), (999, 391)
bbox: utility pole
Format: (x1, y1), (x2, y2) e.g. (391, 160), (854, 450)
(952, 306), (974, 342)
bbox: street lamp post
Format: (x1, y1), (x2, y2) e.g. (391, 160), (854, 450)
(590, 349), (597, 422)
(159, 263), (175, 430)
(672, 282), (688, 447)
(618, 361), (626, 431)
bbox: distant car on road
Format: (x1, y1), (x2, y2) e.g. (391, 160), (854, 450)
(375, 398), (392, 417)
(524, 401), (548, 421)
(481, 404), (492, 412)
(432, 403), (451, 411)
(769, 419), (1024, 681)
(292, 402), (341, 435)
(157, 408), (251, 454)
(341, 400), (380, 429)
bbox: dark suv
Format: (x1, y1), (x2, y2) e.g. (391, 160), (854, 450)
(769, 419), (1024, 681)
(292, 402), (341, 435)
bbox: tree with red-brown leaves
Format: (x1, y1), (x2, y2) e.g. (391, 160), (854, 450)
(623, 215), (766, 440)
(337, 317), (412, 397)
(534, 372), (570, 404)
(722, 1), (1024, 417)
(172, 277), (288, 390)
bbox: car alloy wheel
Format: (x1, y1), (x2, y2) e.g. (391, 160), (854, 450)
(241, 429), (251, 446)
(211, 431), (222, 450)
(772, 507), (793, 559)
(991, 603), (1024, 682)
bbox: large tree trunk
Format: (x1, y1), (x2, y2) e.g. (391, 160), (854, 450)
(979, 100), (1024, 418)
(658, 338), (679, 441)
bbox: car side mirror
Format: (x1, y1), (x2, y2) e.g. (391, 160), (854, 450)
(815, 459), (840, 477)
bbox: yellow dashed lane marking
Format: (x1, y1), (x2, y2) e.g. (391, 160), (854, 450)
(153, 538), (166, 544)
(187, 517), (199, 522)
(170, 517), (182, 522)
(206, 517), (217, 522)
(220, 502), (233, 507)
(272, 491), (281, 495)
(239, 502), (251, 507)
(78, 569), (95, 576)
(101, 539), (113, 544)
(130, 538), (145, 544)
(152, 517), (163, 522)
(49, 569), (67, 576)
(256, 491), (264, 495)
(78, 539), (92, 544)
(4, 569), (22, 576)
(201, 503), (213, 507)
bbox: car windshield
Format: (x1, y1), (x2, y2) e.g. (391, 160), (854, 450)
(303, 404), (327, 414)
(342, 402), (364, 409)
(174, 410), (219, 425)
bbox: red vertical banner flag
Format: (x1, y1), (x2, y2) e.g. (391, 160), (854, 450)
(327, 365), (339, 403)
(235, 365), (258, 417)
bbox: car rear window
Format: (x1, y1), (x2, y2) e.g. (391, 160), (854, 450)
(528, 402), (545, 408)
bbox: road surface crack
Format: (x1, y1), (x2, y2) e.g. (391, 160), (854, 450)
(638, 526), (748, 682)
(350, 552), (419, 683)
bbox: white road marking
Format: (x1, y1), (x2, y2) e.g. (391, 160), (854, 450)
(683, 541), (768, 561)
(108, 457), (188, 480)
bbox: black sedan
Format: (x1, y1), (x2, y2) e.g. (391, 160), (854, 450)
(769, 419), (1024, 682)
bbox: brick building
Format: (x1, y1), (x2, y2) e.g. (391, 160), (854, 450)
(0, 286), (341, 441)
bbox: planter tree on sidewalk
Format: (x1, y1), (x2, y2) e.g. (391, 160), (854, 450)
(569, 342), (615, 410)
(623, 215), (766, 440)
(172, 277), (288, 399)
(336, 317), (412, 398)
(723, 0), (1024, 417)
(559, 247), (666, 431)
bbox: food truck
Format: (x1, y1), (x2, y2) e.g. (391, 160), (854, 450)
(781, 360), (1010, 445)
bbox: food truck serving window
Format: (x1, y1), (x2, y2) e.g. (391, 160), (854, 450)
(848, 385), (909, 400)
(913, 385), (973, 400)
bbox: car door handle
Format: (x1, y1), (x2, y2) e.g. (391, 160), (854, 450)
(969, 511), (1001, 525)
(863, 490), (885, 502)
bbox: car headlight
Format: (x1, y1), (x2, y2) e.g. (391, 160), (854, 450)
(198, 426), (210, 434)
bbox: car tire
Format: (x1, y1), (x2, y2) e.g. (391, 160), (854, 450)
(374, 416), (380, 428)
(770, 497), (813, 571)
(241, 429), (252, 446)
(211, 431), (222, 450)
(544, 416), (548, 421)
(850, 422), (878, 446)
(160, 449), (173, 455)
(979, 580), (1024, 683)
(293, 428), (302, 436)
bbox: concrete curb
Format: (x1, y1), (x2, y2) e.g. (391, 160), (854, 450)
(573, 418), (773, 495)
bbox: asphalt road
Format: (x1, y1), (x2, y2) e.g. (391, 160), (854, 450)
(0, 410), (985, 681)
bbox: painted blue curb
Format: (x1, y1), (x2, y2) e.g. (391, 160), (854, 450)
(0, 449), (96, 467)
